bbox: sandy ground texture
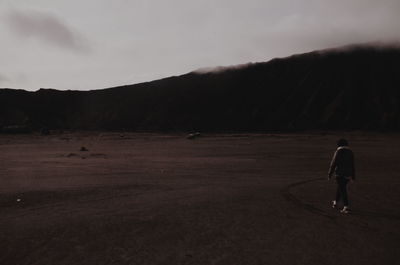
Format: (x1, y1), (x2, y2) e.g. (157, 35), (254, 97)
(0, 132), (399, 265)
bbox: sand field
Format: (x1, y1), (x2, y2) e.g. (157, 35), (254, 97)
(0, 132), (399, 265)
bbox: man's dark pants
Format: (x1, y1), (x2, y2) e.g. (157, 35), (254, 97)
(335, 176), (349, 206)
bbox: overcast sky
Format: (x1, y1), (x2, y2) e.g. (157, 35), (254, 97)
(1, 0), (399, 91)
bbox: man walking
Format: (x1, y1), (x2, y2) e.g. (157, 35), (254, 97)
(328, 138), (355, 213)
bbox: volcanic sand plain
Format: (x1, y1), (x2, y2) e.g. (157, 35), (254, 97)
(0, 132), (399, 265)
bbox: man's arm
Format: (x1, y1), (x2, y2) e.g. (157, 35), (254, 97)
(328, 151), (337, 179)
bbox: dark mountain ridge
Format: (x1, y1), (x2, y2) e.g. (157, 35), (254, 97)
(1, 44), (400, 132)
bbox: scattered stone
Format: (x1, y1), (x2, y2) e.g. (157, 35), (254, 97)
(90, 153), (107, 158)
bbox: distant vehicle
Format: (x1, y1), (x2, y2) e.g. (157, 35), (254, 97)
(187, 132), (201, 140)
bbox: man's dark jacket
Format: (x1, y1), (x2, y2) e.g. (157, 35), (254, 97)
(328, 146), (355, 179)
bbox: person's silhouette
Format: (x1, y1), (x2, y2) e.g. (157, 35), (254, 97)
(328, 138), (355, 213)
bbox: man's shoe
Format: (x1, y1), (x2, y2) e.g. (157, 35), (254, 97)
(340, 206), (350, 213)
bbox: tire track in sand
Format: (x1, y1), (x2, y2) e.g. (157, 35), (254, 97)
(281, 178), (400, 221)
(280, 178), (336, 220)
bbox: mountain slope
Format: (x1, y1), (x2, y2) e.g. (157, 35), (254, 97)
(1, 44), (400, 131)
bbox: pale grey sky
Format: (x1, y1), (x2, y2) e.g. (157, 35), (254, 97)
(1, 0), (399, 90)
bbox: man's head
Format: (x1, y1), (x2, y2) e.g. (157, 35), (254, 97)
(337, 138), (349, 147)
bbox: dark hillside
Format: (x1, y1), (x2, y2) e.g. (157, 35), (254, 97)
(1, 45), (400, 132)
